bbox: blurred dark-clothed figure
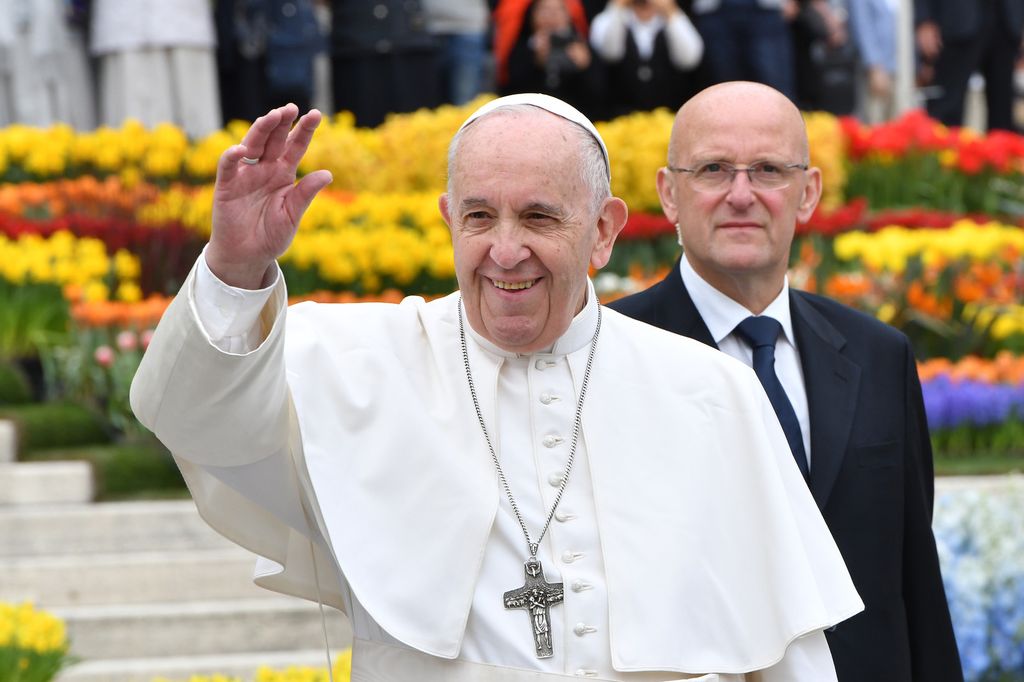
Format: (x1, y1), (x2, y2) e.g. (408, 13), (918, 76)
(915, 0), (1024, 132)
(689, 0), (796, 99)
(494, 0), (605, 119)
(330, 0), (439, 128)
(422, 0), (490, 105)
(589, 0), (703, 118)
(216, 0), (325, 124)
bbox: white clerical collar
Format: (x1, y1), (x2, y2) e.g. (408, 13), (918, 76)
(678, 254), (796, 348)
(460, 279), (600, 358)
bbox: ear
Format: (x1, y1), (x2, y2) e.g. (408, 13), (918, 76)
(590, 197), (629, 270)
(439, 193), (454, 232)
(795, 167), (822, 223)
(655, 167), (679, 225)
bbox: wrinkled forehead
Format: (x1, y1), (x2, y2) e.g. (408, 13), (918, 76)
(457, 94), (610, 181)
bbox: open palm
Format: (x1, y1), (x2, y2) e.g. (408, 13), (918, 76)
(208, 104), (333, 289)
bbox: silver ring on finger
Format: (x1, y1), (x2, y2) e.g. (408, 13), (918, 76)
(241, 156), (261, 165)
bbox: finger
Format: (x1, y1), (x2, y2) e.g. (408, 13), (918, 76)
(284, 169), (333, 224)
(263, 103), (300, 163)
(281, 109), (324, 167)
(238, 106), (288, 162)
(216, 144), (251, 185)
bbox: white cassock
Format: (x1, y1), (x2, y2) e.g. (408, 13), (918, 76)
(130, 255), (864, 681)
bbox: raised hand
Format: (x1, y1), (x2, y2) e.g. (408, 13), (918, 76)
(207, 104), (333, 289)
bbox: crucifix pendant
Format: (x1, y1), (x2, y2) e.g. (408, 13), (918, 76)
(503, 557), (564, 658)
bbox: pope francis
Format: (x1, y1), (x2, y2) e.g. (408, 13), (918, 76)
(130, 93), (864, 681)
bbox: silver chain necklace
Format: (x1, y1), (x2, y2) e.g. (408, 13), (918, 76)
(457, 296), (602, 659)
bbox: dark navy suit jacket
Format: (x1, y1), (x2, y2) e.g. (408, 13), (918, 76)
(609, 265), (963, 682)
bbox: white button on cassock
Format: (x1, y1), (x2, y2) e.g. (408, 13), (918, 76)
(574, 622), (597, 636)
(571, 579), (592, 592)
(562, 550), (584, 563)
(548, 472), (564, 487)
(539, 392), (556, 405)
(542, 435), (564, 448)
(555, 510), (576, 522)
(535, 359), (557, 370)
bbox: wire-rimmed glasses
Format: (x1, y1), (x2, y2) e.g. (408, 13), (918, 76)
(667, 161), (809, 192)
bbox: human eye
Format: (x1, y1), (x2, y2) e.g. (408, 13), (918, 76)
(751, 162), (783, 176)
(462, 210), (494, 229)
(696, 162), (730, 178)
(524, 212), (559, 228)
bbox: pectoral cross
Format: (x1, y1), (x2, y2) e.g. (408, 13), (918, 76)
(503, 558), (564, 658)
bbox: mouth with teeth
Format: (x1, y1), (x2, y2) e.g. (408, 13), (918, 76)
(491, 278), (538, 291)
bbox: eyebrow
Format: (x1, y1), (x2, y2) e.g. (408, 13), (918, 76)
(458, 198), (565, 216)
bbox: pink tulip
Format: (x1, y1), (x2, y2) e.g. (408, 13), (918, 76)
(94, 345), (115, 368)
(116, 330), (138, 352)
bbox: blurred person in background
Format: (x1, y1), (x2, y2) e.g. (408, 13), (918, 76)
(847, 0), (899, 124)
(914, 0), (1024, 132)
(216, 0), (326, 125)
(589, 0), (704, 118)
(495, 0), (606, 119)
(0, 0), (95, 129)
(789, 0), (857, 115)
(90, 0), (221, 138)
(329, 0), (438, 128)
(422, 0), (490, 105)
(688, 0), (796, 100)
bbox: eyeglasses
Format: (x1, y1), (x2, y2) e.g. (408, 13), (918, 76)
(667, 161), (809, 192)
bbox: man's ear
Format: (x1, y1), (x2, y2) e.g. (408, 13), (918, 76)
(796, 167), (822, 223)
(590, 197), (629, 270)
(656, 167), (679, 225)
(439, 193), (453, 231)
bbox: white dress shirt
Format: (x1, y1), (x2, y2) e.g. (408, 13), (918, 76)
(679, 256), (812, 467)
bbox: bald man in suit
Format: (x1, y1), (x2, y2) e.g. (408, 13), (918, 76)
(610, 81), (964, 681)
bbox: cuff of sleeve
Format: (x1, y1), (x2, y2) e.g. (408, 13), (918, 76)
(195, 249), (280, 341)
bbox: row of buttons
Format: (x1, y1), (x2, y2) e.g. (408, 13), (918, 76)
(533, 355), (601, 672)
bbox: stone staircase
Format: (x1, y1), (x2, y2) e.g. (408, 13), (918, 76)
(0, 420), (352, 682)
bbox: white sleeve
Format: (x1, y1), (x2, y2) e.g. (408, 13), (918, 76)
(194, 249), (280, 353)
(589, 6), (630, 61)
(664, 11), (704, 69)
(748, 631), (838, 682)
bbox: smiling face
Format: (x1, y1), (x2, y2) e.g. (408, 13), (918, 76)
(440, 108), (626, 353)
(657, 82), (822, 308)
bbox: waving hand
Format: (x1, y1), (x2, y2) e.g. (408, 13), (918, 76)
(207, 104), (333, 289)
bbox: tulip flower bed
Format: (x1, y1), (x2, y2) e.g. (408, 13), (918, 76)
(0, 103), (1021, 454)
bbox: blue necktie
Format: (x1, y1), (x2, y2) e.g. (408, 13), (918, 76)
(734, 316), (809, 481)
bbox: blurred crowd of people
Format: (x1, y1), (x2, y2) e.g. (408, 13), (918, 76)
(1, 0), (1022, 137)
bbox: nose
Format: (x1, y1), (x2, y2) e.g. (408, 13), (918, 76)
(724, 168), (756, 208)
(489, 224), (531, 269)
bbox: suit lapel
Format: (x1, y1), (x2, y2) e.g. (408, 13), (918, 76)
(657, 264), (717, 348)
(790, 292), (861, 509)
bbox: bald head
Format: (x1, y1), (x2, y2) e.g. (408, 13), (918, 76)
(669, 82), (810, 167)
(655, 81), (822, 314)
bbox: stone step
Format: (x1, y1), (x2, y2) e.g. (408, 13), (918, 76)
(0, 419), (16, 463)
(58, 649), (345, 682)
(1, 548), (274, 606)
(0, 500), (229, 557)
(0, 461), (94, 505)
(53, 597), (352, 661)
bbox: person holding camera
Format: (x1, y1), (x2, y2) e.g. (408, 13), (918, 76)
(589, 0), (703, 118)
(495, 0), (607, 118)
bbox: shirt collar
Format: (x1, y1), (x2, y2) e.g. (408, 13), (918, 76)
(461, 278), (601, 358)
(678, 255), (796, 346)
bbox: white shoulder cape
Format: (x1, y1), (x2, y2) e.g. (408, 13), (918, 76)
(130, 265), (863, 675)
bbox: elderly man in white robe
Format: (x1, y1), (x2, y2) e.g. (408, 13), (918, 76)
(130, 93), (863, 681)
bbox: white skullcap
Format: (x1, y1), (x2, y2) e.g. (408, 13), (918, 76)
(457, 93), (610, 181)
